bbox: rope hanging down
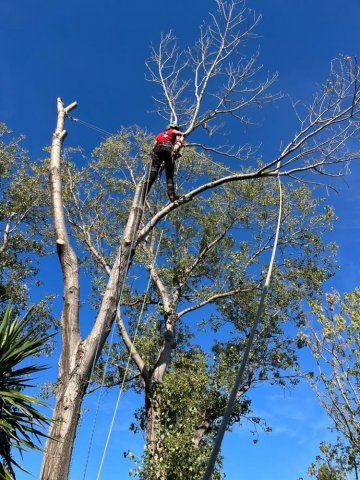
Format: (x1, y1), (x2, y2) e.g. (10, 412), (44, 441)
(202, 164), (283, 480)
(73, 121), (161, 479)
(96, 230), (164, 480)
(80, 179), (147, 480)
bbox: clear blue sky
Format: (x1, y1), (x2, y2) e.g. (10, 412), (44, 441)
(1, 1), (360, 479)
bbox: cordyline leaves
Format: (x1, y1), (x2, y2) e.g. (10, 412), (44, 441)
(0, 306), (52, 479)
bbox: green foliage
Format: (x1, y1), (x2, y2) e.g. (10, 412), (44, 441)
(132, 351), (227, 480)
(302, 289), (360, 479)
(58, 129), (153, 310)
(313, 463), (339, 480)
(0, 123), (51, 315)
(59, 128), (337, 478)
(0, 306), (52, 479)
(318, 465), (338, 480)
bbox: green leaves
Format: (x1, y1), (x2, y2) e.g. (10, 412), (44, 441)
(47, 125), (338, 478)
(303, 289), (360, 478)
(137, 351), (227, 480)
(0, 123), (51, 314)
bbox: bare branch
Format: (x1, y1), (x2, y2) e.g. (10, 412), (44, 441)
(116, 309), (150, 384)
(176, 220), (236, 293)
(146, 0), (275, 141)
(143, 245), (171, 312)
(49, 98), (81, 372)
(186, 141), (255, 162)
(0, 213), (15, 255)
(65, 166), (111, 274)
(87, 370), (142, 394)
(177, 285), (253, 319)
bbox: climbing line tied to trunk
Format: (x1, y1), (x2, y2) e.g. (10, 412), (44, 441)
(68, 115), (114, 137)
(202, 164), (283, 480)
(68, 114), (232, 178)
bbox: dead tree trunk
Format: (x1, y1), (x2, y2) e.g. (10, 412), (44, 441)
(40, 98), (144, 480)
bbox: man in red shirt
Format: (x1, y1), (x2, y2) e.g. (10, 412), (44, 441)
(145, 123), (185, 201)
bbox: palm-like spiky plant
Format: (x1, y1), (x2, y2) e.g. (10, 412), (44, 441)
(0, 306), (51, 479)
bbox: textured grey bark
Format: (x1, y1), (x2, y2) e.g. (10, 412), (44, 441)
(40, 99), (144, 480)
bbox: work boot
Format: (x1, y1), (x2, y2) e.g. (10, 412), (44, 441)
(168, 192), (179, 202)
(137, 219), (145, 238)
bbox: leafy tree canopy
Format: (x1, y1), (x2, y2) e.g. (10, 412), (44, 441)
(301, 289), (360, 480)
(0, 124), (55, 341)
(59, 129), (338, 478)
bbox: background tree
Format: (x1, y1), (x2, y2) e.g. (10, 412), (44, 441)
(299, 289), (360, 480)
(0, 123), (54, 338)
(40, 1), (360, 479)
(100, 156), (336, 479)
(314, 463), (339, 480)
(46, 127), (335, 479)
(0, 306), (51, 479)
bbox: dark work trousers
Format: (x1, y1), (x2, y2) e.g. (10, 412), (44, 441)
(146, 142), (176, 198)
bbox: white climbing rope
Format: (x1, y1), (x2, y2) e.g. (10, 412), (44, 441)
(79, 180), (146, 480)
(95, 230), (164, 480)
(202, 164), (283, 480)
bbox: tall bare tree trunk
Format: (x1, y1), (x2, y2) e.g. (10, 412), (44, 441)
(40, 367), (87, 480)
(40, 98), (144, 480)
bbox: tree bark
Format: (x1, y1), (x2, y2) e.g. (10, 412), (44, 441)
(193, 421), (211, 448)
(145, 383), (166, 480)
(152, 313), (176, 384)
(145, 384), (161, 457)
(40, 99), (145, 480)
(40, 354), (87, 480)
(142, 314), (177, 479)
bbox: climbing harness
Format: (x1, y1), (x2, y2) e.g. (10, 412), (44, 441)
(68, 115), (232, 185)
(202, 164), (283, 480)
(66, 113), (253, 479)
(145, 131), (183, 202)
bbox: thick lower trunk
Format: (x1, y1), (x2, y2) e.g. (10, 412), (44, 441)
(44, 101), (146, 479)
(193, 421), (211, 447)
(143, 317), (177, 479)
(145, 384), (166, 480)
(40, 370), (87, 480)
(145, 386), (160, 456)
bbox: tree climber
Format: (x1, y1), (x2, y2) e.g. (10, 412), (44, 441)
(145, 123), (185, 202)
